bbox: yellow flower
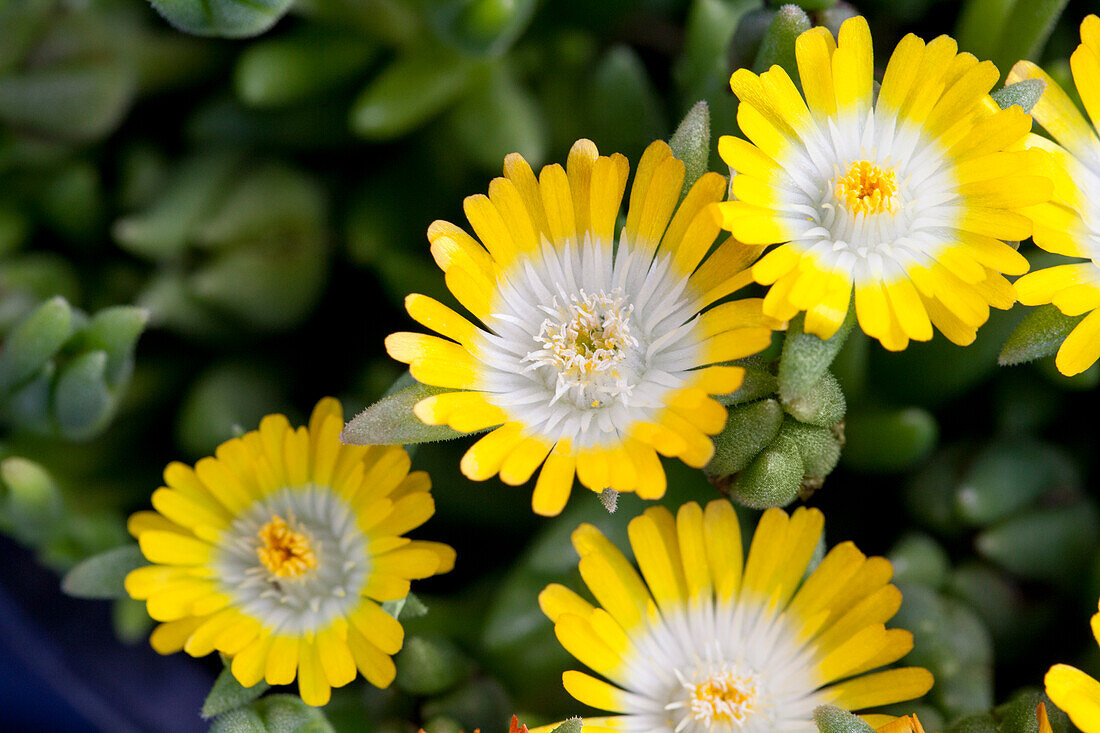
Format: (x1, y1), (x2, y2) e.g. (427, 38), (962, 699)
(536, 500), (933, 732)
(876, 714), (927, 733)
(716, 15), (1052, 351)
(387, 139), (781, 516)
(1045, 598), (1100, 732)
(125, 398), (455, 706)
(1009, 15), (1100, 375)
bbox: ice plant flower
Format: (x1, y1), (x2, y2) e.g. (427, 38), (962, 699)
(716, 15), (1051, 350)
(537, 499), (933, 732)
(125, 398), (455, 706)
(1008, 15), (1100, 375)
(385, 139), (780, 516)
(1044, 598), (1100, 732)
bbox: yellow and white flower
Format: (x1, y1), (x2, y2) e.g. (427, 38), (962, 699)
(125, 398), (455, 706)
(1009, 15), (1100, 375)
(537, 500), (933, 732)
(387, 139), (781, 516)
(1045, 597), (1100, 732)
(717, 15), (1051, 350)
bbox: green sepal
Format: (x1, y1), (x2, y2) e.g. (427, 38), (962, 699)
(992, 78), (1046, 113)
(383, 592), (429, 621)
(999, 304), (1084, 366)
(0, 296), (73, 393)
(752, 4), (811, 84)
(781, 370), (846, 427)
(202, 666), (270, 720)
(778, 310), (856, 405)
(60, 544), (147, 600)
(146, 0), (294, 38)
(812, 705), (875, 733)
(669, 101), (711, 198)
(728, 433), (802, 508)
(341, 379), (473, 446)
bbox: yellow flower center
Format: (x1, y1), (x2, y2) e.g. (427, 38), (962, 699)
(685, 669), (757, 726)
(531, 289), (638, 407)
(256, 515), (317, 579)
(835, 160), (899, 216)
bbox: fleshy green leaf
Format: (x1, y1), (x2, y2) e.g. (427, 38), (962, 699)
(208, 707), (266, 733)
(53, 350), (115, 441)
(842, 407), (938, 473)
(60, 544), (147, 600)
(202, 667), (270, 720)
(147, 0), (294, 38)
(341, 381), (472, 446)
(0, 296), (73, 393)
(669, 101), (711, 197)
(350, 49), (480, 140)
(999, 304), (1085, 366)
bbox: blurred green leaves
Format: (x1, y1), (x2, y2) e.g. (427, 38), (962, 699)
(148, 0), (294, 38)
(0, 297), (147, 440)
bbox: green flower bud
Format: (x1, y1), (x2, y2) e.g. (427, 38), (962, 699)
(706, 399), (784, 477)
(779, 418), (841, 481)
(729, 433), (802, 509)
(752, 4), (812, 84)
(779, 311), (856, 406)
(781, 370), (846, 427)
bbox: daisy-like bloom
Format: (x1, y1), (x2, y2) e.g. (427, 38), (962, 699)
(716, 15), (1052, 350)
(385, 139), (780, 516)
(1008, 16), (1100, 375)
(1044, 598), (1100, 732)
(125, 398), (455, 706)
(536, 499), (932, 732)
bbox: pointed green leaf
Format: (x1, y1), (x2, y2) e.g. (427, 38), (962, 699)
(752, 4), (811, 83)
(69, 306), (149, 388)
(61, 544), (148, 600)
(341, 382), (475, 446)
(202, 667), (269, 720)
(53, 350), (115, 440)
(147, 0), (294, 38)
(0, 296), (73, 393)
(669, 101), (711, 197)
(999, 304), (1085, 366)
(351, 50), (481, 140)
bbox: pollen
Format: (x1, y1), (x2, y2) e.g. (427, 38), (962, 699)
(527, 289), (638, 407)
(257, 515), (317, 579)
(835, 160), (899, 216)
(669, 664), (758, 731)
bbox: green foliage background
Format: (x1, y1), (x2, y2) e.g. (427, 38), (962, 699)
(1, 0), (1099, 730)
